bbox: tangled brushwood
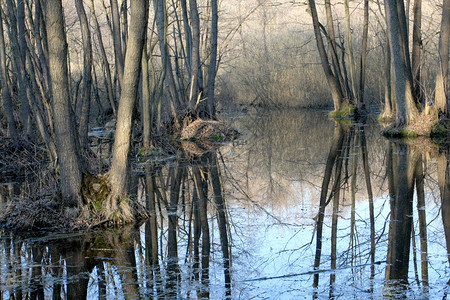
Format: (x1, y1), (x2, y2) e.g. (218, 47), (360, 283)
(0, 136), (46, 181)
(0, 199), (72, 233)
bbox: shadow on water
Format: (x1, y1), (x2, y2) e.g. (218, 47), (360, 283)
(1, 148), (232, 299)
(1, 109), (450, 299)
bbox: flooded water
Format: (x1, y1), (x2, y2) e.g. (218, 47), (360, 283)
(1, 109), (449, 299)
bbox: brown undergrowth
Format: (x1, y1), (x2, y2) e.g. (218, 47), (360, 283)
(0, 118), (238, 234)
(382, 111), (442, 138)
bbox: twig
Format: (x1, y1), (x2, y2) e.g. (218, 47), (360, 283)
(240, 260), (386, 282)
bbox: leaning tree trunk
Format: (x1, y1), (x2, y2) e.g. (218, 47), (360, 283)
(435, 0), (450, 115)
(308, 0), (343, 110)
(45, 0), (83, 208)
(75, 0), (93, 150)
(107, 0), (148, 218)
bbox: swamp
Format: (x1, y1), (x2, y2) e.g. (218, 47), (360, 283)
(1, 109), (449, 299)
(0, 0), (450, 299)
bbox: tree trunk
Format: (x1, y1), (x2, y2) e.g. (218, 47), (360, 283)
(435, 0), (450, 115)
(307, 0), (343, 110)
(412, 0), (423, 104)
(359, 0), (369, 106)
(89, 0), (117, 115)
(154, 0), (183, 111)
(385, 0), (419, 125)
(108, 0), (148, 213)
(75, 0), (93, 150)
(110, 0), (125, 89)
(0, 10), (17, 136)
(206, 0), (218, 116)
(313, 125), (345, 287)
(189, 0), (200, 110)
(344, 0), (357, 101)
(6, 0), (32, 135)
(415, 155), (428, 286)
(45, 0), (83, 207)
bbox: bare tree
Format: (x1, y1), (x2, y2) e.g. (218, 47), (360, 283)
(384, 0), (419, 125)
(107, 0), (149, 220)
(0, 9), (17, 136)
(206, 0), (218, 116)
(307, 0), (343, 110)
(45, 0), (83, 208)
(74, 0), (93, 149)
(435, 0), (450, 115)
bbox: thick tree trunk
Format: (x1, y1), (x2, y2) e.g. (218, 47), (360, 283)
(108, 0), (148, 212)
(385, 143), (418, 281)
(45, 0), (83, 207)
(308, 0), (343, 110)
(385, 0), (419, 125)
(75, 0), (93, 150)
(435, 0), (450, 115)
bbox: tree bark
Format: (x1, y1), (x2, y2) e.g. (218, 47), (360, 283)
(75, 0), (93, 150)
(385, 0), (419, 125)
(89, 0), (117, 115)
(359, 0), (369, 106)
(307, 0), (343, 110)
(206, 0), (218, 116)
(6, 0), (32, 134)
(110, 0), (125, 89)
(0, 10), (17, 136)
(412, 0), (423, 104)
(154, 0), (182, 111)
(189, 0), (200, 110)
(435, 0), (450, 115)
(45, 0), (83, 207)
(108, 0), (148, 207)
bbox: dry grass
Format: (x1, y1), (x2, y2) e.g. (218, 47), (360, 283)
(0, 136), (46, 181)
(181, 119), (239, 141)
(0, 199), (72, 233)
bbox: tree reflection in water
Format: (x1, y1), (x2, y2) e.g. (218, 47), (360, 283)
(311, 121), (450, 298)
(0, 149), (232, 299)
(1, 110), (449, 299)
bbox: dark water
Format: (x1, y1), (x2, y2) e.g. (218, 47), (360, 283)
(1, 109), (449, 299)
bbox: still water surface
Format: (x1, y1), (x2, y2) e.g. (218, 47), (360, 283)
(1, 109), (449, 299)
